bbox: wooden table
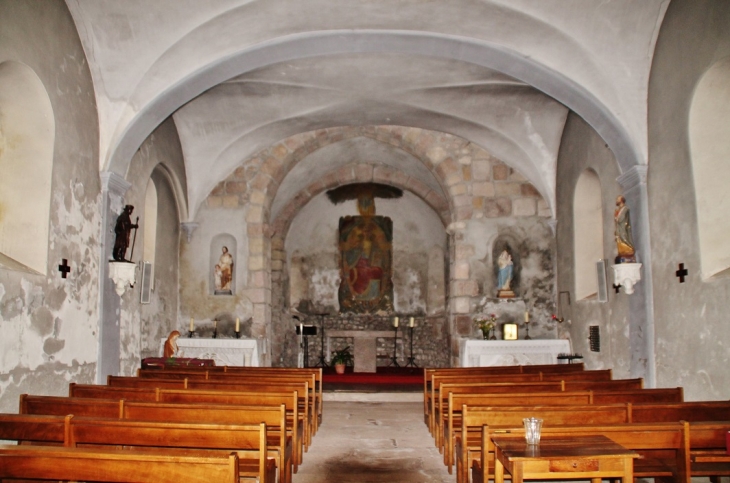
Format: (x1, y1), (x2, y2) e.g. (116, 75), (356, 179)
(492, 435), (639, 483)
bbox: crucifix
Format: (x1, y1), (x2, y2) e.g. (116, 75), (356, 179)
(58, 259), (71, 279)
(675, 263), (688, 283)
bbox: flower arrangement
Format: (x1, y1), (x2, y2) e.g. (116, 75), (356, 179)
(475, 314), (497, 334)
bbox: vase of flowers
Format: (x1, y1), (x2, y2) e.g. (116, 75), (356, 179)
(331, 346), (353, 374)
(475, 314), (497, 340)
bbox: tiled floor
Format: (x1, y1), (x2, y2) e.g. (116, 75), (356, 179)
(293, 400), (452, 483)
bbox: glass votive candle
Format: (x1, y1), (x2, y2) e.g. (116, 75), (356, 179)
(523, 417), (543, 445)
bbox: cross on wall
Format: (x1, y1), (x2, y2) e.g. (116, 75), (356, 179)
(675, 263), (688, 283)
(58, 259), (71, 279)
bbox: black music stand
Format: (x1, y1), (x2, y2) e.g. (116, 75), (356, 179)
(312, 313), (329, 368)
(295, 325), (317, 367)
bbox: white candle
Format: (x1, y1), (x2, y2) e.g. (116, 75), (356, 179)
(189, 317), (194, 331)
(409, 317), (415, 328)
(393, 317), (399, 328)
(213, 319), (217, 329)
(235, 317), (240, 332)
(300, 323), (303, 335)
(524, 311), (529, 322)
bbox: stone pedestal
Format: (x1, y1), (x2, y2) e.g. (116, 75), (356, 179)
(327, 330), (394, 373)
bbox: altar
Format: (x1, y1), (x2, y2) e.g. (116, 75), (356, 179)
(160, 338), (261, 367)
(326, 330), (395, 373)
(459, 339), (571, 367)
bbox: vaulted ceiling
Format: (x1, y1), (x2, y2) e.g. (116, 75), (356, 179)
(65, 0), (669, 219)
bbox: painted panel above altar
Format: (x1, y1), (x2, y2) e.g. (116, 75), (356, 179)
(460, 339), (571, 367)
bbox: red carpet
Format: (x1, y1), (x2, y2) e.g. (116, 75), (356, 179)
(322, 367), (423, 390)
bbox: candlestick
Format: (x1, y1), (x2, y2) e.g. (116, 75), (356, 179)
(393, 316), (399, 328)
(235, 317), (240, 332)
(409, 317), (415, 328)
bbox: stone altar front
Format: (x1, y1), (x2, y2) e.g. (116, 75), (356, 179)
(326, 330), (395, 373)
(459, 339), (571, 367)
(160, 338), (261, 367)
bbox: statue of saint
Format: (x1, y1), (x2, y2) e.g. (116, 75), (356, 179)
(112, 205), (138, 261)
(163, 330), (181, 358)
(614, 195), (636, 262)
(214, 246), (234, 294)
(496, 249), (515, 298)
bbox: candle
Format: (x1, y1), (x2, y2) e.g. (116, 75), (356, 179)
(524, 311), (529, 322)
(409, 317), (415, 328)
(189, 317), (194, 331)
(300, 323), (303, 336)
(393, 317), (399, 328)
(235, 317), (240, 332)
(214, 319), (217, 329)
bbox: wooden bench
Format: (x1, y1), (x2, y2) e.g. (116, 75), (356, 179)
(466, 421), (690, 483)
(69, 383), (304, 471)
(630, 400), (730, 422)
(108, 375), (313, 447)
(687, 421), (730, 482)
(447, 403), (631, 481)
(441, 391), (594, 469)
(438, 386), (684, 464)
(18, 395), (294, 483)
(0, 444), (241, 483)
(0, 413), (276, 483)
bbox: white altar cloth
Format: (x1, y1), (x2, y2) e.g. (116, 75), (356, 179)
(160, 338), (261, 367)
(459, 339), (570, 367)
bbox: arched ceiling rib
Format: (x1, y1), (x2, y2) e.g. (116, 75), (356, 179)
(65, 0), (669, 220)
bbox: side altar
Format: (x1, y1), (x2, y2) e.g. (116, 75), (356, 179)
(460, 339), (570, 367)
(159, 338), (261, 367)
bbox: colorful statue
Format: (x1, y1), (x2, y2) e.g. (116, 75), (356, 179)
(497, 249), (515, 298)
(614, 195), (636, 262)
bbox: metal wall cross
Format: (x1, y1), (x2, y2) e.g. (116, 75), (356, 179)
(675, 263), (688, 283)
(58, 258), (71, 278)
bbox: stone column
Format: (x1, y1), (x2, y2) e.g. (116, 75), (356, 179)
(617, 165), (656, 387)
(97, 171), (131, 383)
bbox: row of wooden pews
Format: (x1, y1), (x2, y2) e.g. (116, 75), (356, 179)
(0, 365), (322, 483)
(423, 363), (730, 483)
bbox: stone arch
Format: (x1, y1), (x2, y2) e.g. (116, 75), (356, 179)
(106, 31), (641, 198)
(0, 61), (55, 274)
(270, 161), (450, 238)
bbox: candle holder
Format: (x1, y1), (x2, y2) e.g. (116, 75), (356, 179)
(388, 324), (400, 367)
(212, 327), (218, 339)
(235, 330), (241, 339)
(188, 329), (195, 338)
(524, 321), (532, 340)
(405, 325), (418, 368)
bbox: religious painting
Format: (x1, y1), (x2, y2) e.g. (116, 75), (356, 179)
(338, 215), (394, 313)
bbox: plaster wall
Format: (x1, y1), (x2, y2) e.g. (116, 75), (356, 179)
(118, 118), (185, 369)
(555, 113), (631, 379)
(0, 0), (100, 411)
(646, 0), (730, 400)
(179, 204), (252, 334)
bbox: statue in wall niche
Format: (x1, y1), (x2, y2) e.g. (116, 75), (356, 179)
(112, 205), (139, 262)
(214, 246), (234, 294)
(496, 249), (515, 298)
(614, 195), (636, 263)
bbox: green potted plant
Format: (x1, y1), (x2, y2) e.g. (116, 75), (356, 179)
(331, 346), (353, 374)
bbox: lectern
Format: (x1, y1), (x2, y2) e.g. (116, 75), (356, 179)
(296, 325), (317, 367)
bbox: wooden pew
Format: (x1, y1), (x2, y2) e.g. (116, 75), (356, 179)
(687, 420), (730, 481)
(0, 414), (276, 483)
(445, 403), (631, 478)
(423, 363), (585, 418)
(438, 385), (683, 463)
(465, 421), (690, 483)
(109, 375), (315, 444)
(631, 400), (730, 422)
(18, 395), (294, 483)
(71, 384), (305, 468)
(440, 391), (593, 471)
(108, 375), (314, 447)
(0, 444), (241, 483)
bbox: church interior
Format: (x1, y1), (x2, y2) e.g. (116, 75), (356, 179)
(1, 0), (730, 421)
